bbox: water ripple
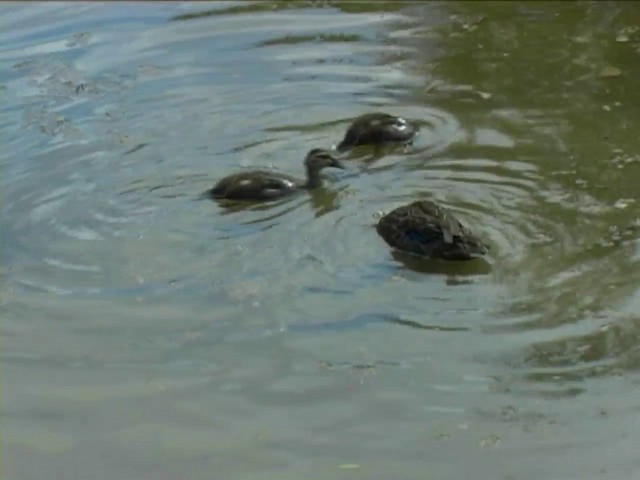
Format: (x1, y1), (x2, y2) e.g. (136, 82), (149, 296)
(3, 8), (640, 478)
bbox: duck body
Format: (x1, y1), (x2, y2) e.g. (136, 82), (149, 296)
(208, 149), (344, 201)
(376, 200), (488, 261)
(209, 171), (300, 200)
(337, 112), (417, 152)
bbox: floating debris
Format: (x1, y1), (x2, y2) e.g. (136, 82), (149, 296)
(614, 198), (635, 209)
(600, 66), (622, 78)
(480, 434), (500, 448)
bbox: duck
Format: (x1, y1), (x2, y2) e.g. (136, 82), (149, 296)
(376, 200), (489, 261)
(336, 112), (417, 152)
(208, 148), (345, 200)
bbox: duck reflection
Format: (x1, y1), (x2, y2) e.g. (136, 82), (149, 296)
(391, 249), (492, 276)
(212, 183), (344, 221)
(307, 185), (344, 217)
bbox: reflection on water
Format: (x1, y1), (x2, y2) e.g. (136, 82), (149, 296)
(3, 1), (640, 479)
(390, 250), (493, 276)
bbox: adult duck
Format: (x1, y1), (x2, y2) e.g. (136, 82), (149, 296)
(336, 112), (417, 152)
(376, 200), (489, 260)
(208, 148), (344, 200)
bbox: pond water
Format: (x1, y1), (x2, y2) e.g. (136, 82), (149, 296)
(2, 2), (640, 479)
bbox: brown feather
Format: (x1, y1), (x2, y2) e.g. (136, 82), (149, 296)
(376, 200), (488, 261)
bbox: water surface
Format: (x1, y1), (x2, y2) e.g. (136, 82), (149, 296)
(3, 2), (640, 479)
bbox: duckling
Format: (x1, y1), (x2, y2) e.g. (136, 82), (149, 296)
(208, 148), (345, 200)
(376, 200), (489, 261)
(336, 112), (417, 152)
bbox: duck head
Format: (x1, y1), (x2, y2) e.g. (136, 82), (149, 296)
(304, 148), (345, 171)
(304, 148), (345, 189)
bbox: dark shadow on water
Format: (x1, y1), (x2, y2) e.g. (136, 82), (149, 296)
(229, 137), (281, 154)
(390, 250), (493, 276)
(263, 117), (347, 134)
(170, 0), (410, 22)
(170, 1), (307, 22)
(318, 359), (405, 371)
(120, 173), (211, 197)
(123, 143), (149, 156)
(286, 312), (470, 335)
(210, 194), (300, 215)
(208, 185), (344, 219)
(335, 141), (416, 164)
(308, 185), (344, 218)
(387, 316), (470, 332)
(256, 33), (363, 48)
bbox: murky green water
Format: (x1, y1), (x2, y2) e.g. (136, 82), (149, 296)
(2, 2), (640, 479)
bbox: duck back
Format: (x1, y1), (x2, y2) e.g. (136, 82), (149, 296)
(376, 200), (488, 260)
(209, 171), (300, 200)
(337, 113), (416, 151)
